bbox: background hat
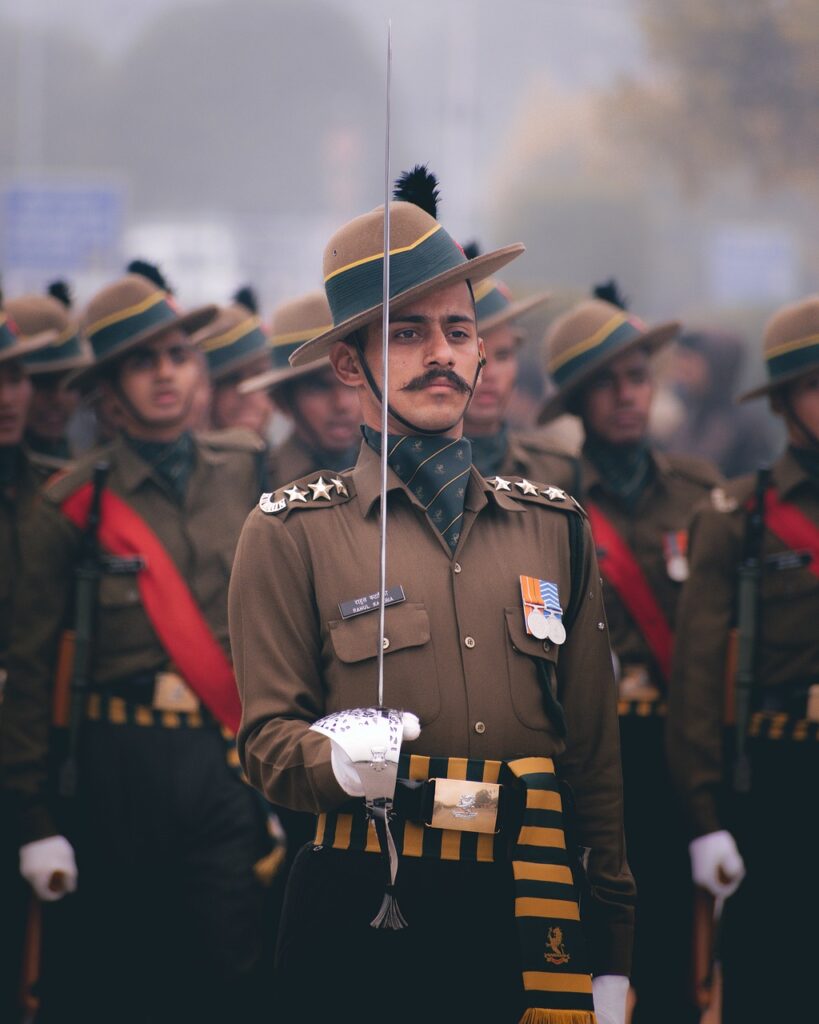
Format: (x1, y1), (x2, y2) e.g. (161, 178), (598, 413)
(239, 290), (334, 395)
(538, 284), (678, 423)
(6, 281), (91, 377)
(289, 166), (524, 367)
(0, 288), (55, 366)
(464, 242), (549, 335)
(739, 295), (819, 402)
(195, 286), (271, 382)
(69, 262), (216, 391)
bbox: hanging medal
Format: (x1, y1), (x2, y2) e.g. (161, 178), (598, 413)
(663, 530), (689, 582)
(520, 576), (566, 644)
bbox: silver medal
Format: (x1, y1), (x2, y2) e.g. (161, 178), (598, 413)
(527, 608), (549, 639)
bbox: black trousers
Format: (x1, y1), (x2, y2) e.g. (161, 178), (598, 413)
(720, 735), (818, 1022)
(619, 716), (699, 1024)
(37, 721), (271, 1024)
(276, 843), (525, 1024)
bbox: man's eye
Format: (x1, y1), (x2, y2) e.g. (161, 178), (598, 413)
(393, 328), (418, 340)
(168, 347), (192, 365)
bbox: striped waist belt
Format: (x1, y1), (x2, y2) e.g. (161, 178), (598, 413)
(749, 710), (819, 743)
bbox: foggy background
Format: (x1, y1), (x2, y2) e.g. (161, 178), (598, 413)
(2, 0), (818, 401)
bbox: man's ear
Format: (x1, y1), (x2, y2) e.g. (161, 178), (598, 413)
(330, 341), (364, 387)
(477, 337), (487, 368)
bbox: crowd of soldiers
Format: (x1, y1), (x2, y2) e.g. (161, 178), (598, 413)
(0, 166), (816, 1024)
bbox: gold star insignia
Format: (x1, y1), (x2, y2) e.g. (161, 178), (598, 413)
(543, 486), (566, 501)
(488, 476), (512, 491)
(308, 476), (333, 501)
(284, 485), (308, 503)
(330, 477), (348, 496)
(515, 479), (539, 495)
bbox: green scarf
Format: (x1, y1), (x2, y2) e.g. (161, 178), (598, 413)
(790, 445), (819, 482)
(583, 434), (653, 509)
(469, 425), (509, 478)
(124, 431), (195, 501)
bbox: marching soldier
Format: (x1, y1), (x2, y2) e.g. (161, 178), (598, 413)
(538, 289), (721, 1023)
(239, 290), (361, 488)
(0, 270), (272, 1023)
(668, 296), (819, 1021)
(229, 168), (635, 1024)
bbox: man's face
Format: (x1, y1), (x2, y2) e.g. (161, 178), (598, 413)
(27, 373), (80, 443)
(210, 356), (274, 438)
(280, 367), (360, 454)
(782, 370), (819, 444)
(332, 280), (480, 437)
(0, 360), (33, 445)
(464, 323), (519, 435)
(579, 347), (653, 445)
(109, 329), (200, 440)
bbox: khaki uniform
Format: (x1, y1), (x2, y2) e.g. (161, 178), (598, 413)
(230, 440), (635, 975)
(266, 432), (332, 490)
(499, 431), (577, 487)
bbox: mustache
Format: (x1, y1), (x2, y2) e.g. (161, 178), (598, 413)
(401, 368), (473, 395)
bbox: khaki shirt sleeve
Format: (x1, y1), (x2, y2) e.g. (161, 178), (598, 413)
(229, 509), (348, 813)
(1, 499), (78, 845)
(667, 506), (738, 837)
(557, 518), (636, 976)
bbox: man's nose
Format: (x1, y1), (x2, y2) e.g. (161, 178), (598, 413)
(424, 325), (455, 365)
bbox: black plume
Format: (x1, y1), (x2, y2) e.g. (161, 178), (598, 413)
(593, 279), (628, 310)
(47, 280), (72, 308)
(462, 241), (481, 261)
(393, 164), (440, 219)
(233, 285), (259, 314)
(126, 259), (174, 294)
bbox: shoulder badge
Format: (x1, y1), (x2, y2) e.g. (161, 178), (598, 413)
(488, 476), (585, 515)
(259, 492), (287, 515)
(711, 486), (739, 514)
(261, 472), (354, 518)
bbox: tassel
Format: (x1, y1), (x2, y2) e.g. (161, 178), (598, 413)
(518, 1010), (596, 1024)
(369, 803), (408, 930)
(370, 885), (408, 930)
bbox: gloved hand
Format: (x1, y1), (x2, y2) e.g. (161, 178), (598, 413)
(330, 712), (421, 797)
(20, 836), (78, 902)
(689, 829), (745, 898)
(592, 974), (628, 1024)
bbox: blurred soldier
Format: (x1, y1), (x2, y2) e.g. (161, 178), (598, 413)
(239, 290), (360, 487)
(6, 282), (91, 469)
(538, 286), (721, 1024)
(199, 286), (275, 440)
(0, 270), (272, 1023)
(230, 167), (634, 1024)
(668, 296), (819, 1021)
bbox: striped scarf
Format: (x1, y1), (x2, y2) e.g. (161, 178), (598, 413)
(125, 431), (195, 500)
(364, 427), (472, 552)
(583, 434), (652, 510)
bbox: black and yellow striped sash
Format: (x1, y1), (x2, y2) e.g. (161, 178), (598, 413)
(84, 691), (210, 730)
(617, 697), (667, 719)
(749, 710), (819, 742)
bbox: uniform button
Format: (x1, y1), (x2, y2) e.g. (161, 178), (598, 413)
(382, 637), (390, 650)
(597, 622), (605, 631)
(453, 562), (462, 574)
(474, 721), (486, 734)
(464, 636), (476, 649)
(542, 641), (552, 652)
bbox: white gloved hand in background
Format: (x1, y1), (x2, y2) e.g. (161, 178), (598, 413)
(593, 974), (629, 1024)
(330, 712), (421, 797)
(689, 829), (745, 898)
(20, 835), (78, 902)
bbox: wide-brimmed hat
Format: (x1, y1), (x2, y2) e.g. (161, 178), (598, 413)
(739, 295), (819, 402)
(239, 290), (334, 395)
(0, 301), (55, 367)
(6, 284), (91, 377)
(538, 298), (679, 423)
(195, 299), (271, 383)
(472, 277), (550, 336)
(69, 274), (216, 391)
(289, 167), (523, 367)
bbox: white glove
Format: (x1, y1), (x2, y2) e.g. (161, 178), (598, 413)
(689, 829), (745, 898)
(592, 975), (628, 1024)
(330, 712), (421, 797)
(19, 836), (78, 902)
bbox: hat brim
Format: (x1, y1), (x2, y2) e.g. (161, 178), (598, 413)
(289, 244), (525, 368)
(478, 291), (551, 336)
(207, 346), (272, 383)
(738, 357), (819, 403)
(239, 356), (333, 395)
(0, 332), (58, 366)
(537, 320), (679, 424)
(67, 304), (218, 392)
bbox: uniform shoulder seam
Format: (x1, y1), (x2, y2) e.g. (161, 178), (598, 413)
(257, 470), (356, 517)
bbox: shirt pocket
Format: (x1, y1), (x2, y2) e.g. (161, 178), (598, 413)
(96, 573), (155, 658)
(326, 602), (440, 723)
(504, 605), (562, 732)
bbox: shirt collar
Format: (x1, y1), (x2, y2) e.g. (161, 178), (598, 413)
(775, 447), (816, 498)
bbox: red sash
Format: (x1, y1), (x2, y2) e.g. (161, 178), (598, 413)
(764, 489), (819, 579)
(585, 501), (673, 682)
(61, 483), (241, 733)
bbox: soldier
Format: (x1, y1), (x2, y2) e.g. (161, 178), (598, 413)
(538, 289), (721, 1024)
(667, 296), (819, 1021)
(0, 270), (272, 1023)
(199, 286), (275, 440)
(229, 168), (634, 1024)
(239, 290), (361, 487)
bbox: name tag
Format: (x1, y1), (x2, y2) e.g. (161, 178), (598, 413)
(765, 549), (811, 572)
(338, 585), (406, 620)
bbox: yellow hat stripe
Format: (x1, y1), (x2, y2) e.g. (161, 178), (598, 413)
(324, 224), (442, 283)
(548, 313), (628, 374)
(86, 290), (167, 337)
(270, 324), (333, 348)
(766, 331), (819, 361)
(199, 316), (262, 353)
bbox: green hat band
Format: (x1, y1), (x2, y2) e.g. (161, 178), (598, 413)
(766, 332), (819, 385)
(324, 224), (466, 327)
(22, 329), (83, 367)
(550, 315), (644, 388)
(203, 321), (269, 376)
(0, 314), (19, 353)
(87, 291), (177, 362)
(475, 284), (511, 323)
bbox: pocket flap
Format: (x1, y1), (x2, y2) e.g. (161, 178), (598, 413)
(504, 606), (559, 661)
(329, 603), (431, 664)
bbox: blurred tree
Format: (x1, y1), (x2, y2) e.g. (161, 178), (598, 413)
(606, 1), (819, 193)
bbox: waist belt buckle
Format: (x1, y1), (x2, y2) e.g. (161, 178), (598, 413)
(618, 664), (662, 702)
(426, 778), (502, 834)
(152, 672), (200, 714)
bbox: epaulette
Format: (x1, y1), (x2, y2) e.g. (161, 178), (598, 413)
(666, 453), (722, 490)
(42, 443), (116, 505)
(709, 473), (756, 514)
(486, 475), (586, 517)
(257, 470), (356, 517)
(512, 431), (577, 459)
(195, 427), (266, 454)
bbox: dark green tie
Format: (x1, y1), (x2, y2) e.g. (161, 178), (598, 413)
(125, 431), (196, 500)
(364, 428), (472, 553)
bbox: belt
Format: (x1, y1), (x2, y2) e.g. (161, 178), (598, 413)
(748, 710), (819, 743)
(754, 681), (814, 718)
(88, 669), (201, 713)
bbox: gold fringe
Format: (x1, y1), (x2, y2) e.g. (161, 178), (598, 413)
(518, 1011), (595, 1024)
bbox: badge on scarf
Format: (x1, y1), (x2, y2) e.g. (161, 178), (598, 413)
(520, 576), (566, 645)
(663, 530), (689, 582)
